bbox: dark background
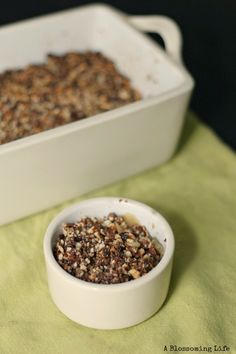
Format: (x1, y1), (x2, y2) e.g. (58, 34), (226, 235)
(1, 0), (235, 149)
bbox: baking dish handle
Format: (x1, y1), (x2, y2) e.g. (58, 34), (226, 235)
(128, 15), (182, 64)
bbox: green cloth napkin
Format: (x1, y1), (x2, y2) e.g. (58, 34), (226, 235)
(0, 113), (235, 354)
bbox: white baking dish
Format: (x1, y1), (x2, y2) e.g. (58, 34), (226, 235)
(0, 3), (194, 225)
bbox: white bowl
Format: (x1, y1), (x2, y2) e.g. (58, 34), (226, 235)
(43, 197), (175, 329)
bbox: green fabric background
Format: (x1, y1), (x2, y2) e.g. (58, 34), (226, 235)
(0, 113), (235, 354)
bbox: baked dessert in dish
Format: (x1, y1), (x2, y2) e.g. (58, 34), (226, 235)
(54, 212), (162, 285)
(0, 51), (141, 145)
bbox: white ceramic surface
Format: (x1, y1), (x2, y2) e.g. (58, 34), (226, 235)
(44, 197), (175, 329)
(0, 4), (194, 225)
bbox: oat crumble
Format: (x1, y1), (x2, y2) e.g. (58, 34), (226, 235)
(54, 213), (162, 284)
(0, 51), (141, 145)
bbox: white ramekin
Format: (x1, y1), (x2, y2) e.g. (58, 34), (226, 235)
(43, 197), (175, 329)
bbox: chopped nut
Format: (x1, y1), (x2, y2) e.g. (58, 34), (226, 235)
(76, 242), (82, 250)
(126, 239), (140, 248)
(115, 223), (123, 234)
(129, 269), (140, 279)
(80, 264), (87, 271)
(58, 254), (63, 261)
(96, 243), (105, 251)
(125, 250), (132, 257)
(88, 226), (95, 234)
(57, 245), (64, 254)
(103, 219), (112, 227)
(118, 89), (130, 100)
(139, 248), (145, 256)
